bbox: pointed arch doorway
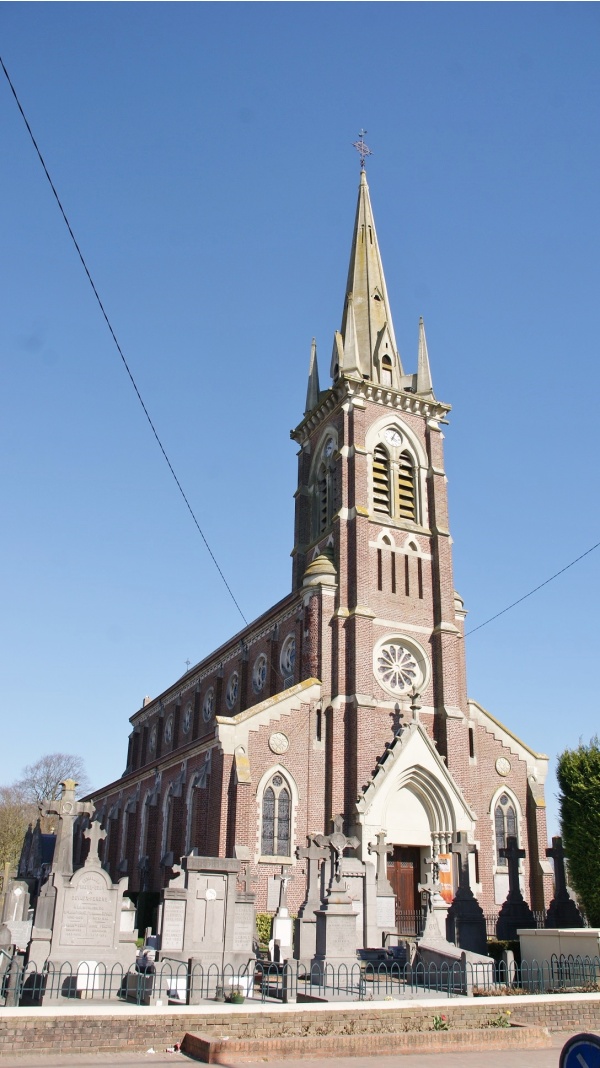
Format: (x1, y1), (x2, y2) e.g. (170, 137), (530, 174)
(387, 846), (422, 931)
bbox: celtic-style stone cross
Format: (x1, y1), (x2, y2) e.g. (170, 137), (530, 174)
(296, 835), (329, 905)
(500, 836), (526, 900)
(450, 831), (476, 893)
(83, 819), (106, 868)
(368, 831), (393, 883)
(546, 836), (568, 899)
(315, 814), (359, 887)
(41, 780), (94, 877)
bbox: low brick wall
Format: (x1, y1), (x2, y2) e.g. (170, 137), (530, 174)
(181, 1025), (552, 1064)
(0, 995), (599, 1059)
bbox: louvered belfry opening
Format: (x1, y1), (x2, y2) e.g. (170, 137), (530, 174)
(318, 464), (329, 532)
(397, 451), (416, 521)
(373, 444), (391, 515)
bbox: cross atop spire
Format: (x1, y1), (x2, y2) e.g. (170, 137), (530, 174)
(352, 129), (372, 171)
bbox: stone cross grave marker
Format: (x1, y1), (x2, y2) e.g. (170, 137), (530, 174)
(315, 814), (359, 890)
(450, 831), (475, 892)
(274, 865), (291, 909)
(83, 820), (107, 868)
(41, 780), (94, 878)
(546, 836), (567, 898)
(237, 866), (256, 896)
(499, 835), (526, 900)
(296, 835), (329, 906)
(368, 831), (392, 883)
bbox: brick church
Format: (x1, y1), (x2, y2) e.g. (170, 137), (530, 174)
(89, 165), (553, 926)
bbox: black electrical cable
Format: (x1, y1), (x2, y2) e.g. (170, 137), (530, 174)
(1, 55), (248, 627)
(464, 540), (600, 637)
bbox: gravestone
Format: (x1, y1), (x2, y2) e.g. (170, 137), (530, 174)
(545, 836), (585, 928)
(368, 831), (395, 934)
(445, 832), (488, 955)
(294, 835), (329, 963)
(27, 796), (137, 987)
(270, 866), (293, 961)
(157, 854), (255, 984)
(312, 815), (361, 975)
(496, 836), (536, 940)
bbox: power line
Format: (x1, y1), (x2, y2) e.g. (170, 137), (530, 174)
(464, 539), (600, 637)
(1, 55), (248, 627)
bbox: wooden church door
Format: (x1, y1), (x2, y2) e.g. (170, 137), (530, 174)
(387, 846), (421, 932)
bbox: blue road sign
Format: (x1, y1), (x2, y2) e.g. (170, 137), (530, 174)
(560, 1033), (600, 1068)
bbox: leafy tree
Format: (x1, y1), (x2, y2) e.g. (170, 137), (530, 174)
(0, 785), (36, 869)
(15, 753), (89, 806)
(557, 736), (600, 925)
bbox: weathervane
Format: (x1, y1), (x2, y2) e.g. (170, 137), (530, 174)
(352, 129), (372, 170)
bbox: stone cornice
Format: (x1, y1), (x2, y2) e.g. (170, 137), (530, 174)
(292, 378), (451, 445)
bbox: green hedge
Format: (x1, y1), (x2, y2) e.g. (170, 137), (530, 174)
(557, 737), (600, 925)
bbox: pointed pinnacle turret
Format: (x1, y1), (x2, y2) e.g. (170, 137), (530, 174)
(416, 316), (434, 397)
(305, 338), (320, 415)
(337, 170), (403, 384)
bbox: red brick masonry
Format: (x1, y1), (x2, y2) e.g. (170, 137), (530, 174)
(0, 995), (599, 1059)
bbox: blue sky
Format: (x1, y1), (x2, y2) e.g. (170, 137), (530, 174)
(1, 3), (599, 836)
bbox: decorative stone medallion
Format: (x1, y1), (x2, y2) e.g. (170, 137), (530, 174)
(164, 715), (174, 745)
(226, 671), (239, 710)
(269, 731), (289, 755)
(148, 724), (157, 753)
(182, 702), (193, 735)
(252, 653), (268, 694)
(495, 756), (511, 777)
(203, 687), (215, 722)
(280, 634), (296, 678)
(376, 641), (420, 695)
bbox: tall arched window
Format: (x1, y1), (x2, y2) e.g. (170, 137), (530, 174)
(261, 773), (291, 856)
(311, 435), (337, 539)
(397, 452), (416, 521)
(317, 463), (329, 533)
(494, 792), (518, 866)
(373, 444), (391, 515)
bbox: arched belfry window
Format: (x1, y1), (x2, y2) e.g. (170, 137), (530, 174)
(311, 434), (337, 539)
(397, 452), (416, 521)
(381, 354), (393, 386)
(373, 444), (391, 515)
(494, 792), (518, 867)
(261, 772), (291, 857)
(369, 426), (421, 526)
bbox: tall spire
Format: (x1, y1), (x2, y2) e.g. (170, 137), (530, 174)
(416, 316), (434, 397)
(336, 169), (403, 384)
(305, 338), (320, 414)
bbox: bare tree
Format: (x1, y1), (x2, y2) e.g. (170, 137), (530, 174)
(0, 785), (37, 869)
(15, 753), (90, 806)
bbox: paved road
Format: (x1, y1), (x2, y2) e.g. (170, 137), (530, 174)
(0, 1031), (589, 1068)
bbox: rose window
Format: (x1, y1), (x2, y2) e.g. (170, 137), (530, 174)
(252, 654), (267, 694)
(182, 702), (193, 734)
(164, 715), (174, 744)
(280, 635), (296, 678)
(226, 671), (239, 710)
(203, 688), (215, 722)
(376, 643), (419, 694)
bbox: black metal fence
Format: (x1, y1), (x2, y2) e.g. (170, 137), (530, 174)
(1, 953), (599, 1008)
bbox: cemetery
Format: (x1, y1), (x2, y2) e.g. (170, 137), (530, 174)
(0, 778), (598, 1056)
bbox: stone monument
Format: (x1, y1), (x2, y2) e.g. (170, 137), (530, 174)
(269, 866), (293, 961)
(368, 831), (395, 937)
(545, 836), (585, 928)
(312, 815), (360, 975)
(27, 785), (137, 988)
(496, 836), (536, 940)
(445, 832), (488, 955)
(294, 835), (329, 963)
(157, 853), (256, 977)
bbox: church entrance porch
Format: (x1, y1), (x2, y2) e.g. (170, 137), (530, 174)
(387, 845), (423, 934)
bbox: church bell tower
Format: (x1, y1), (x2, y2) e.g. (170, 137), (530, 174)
(291, 164), (472, 822)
